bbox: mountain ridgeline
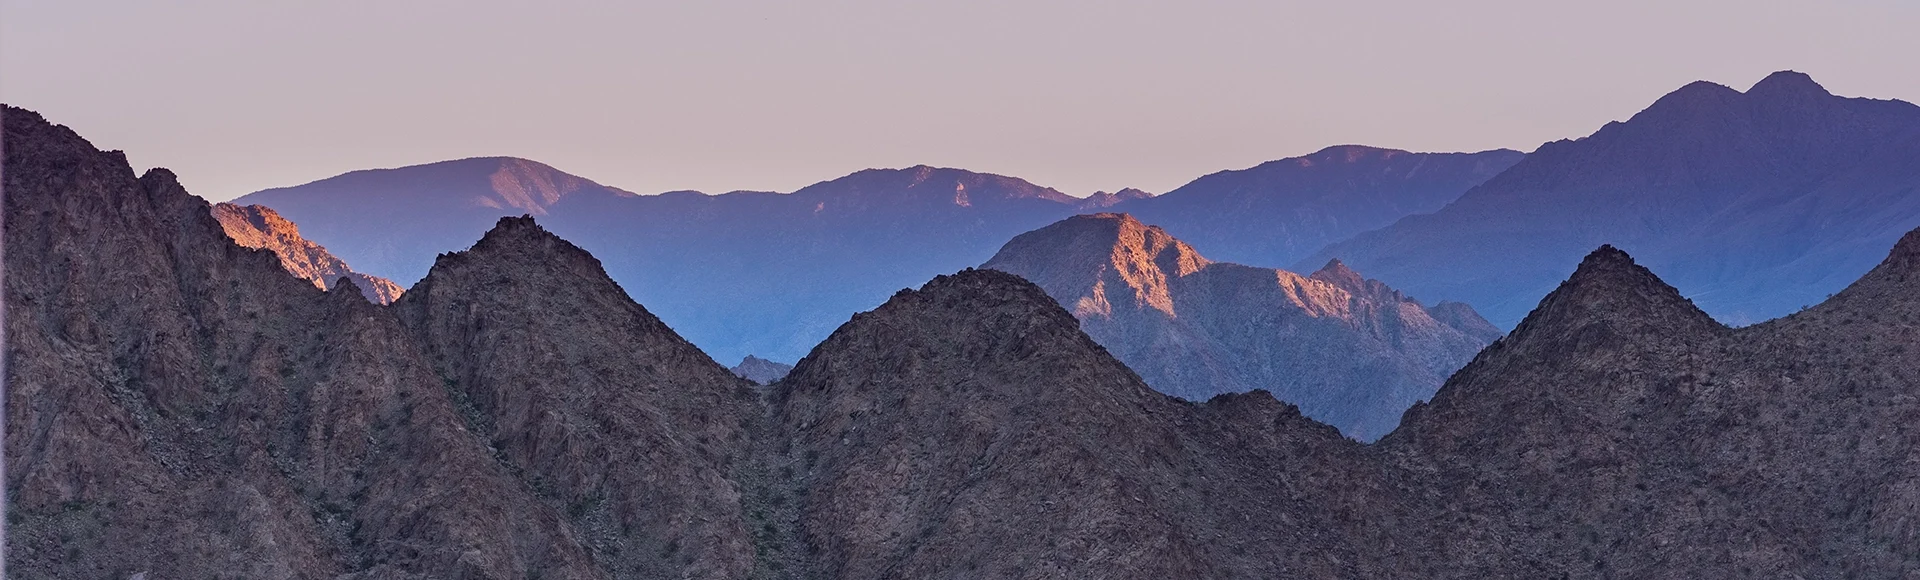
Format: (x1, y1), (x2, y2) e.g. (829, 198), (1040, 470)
(232, 146), (1517, 364)
(1307, 70), (1920, 328)
(983, 213), (1499, 441)
(11, 103), (1920, 578)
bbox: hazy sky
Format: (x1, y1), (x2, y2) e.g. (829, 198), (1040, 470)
(4, 1), (1917, 201)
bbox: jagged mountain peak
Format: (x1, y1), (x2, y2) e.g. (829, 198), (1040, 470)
(1309, 258), (1363, 287)
(1505, 244), (1724, 348)
(452, 215), (594, 266)
(983, 213), (1209, 318)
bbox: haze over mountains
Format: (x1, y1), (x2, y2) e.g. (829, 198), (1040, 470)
(232, 145), (1516, 363)
(1307, 71), (1920, 327)
(983, 213), (1498, 441)
(11, 103), (1920, 578)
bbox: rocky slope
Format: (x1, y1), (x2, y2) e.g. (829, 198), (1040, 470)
(984, 213), (1500, 440)
(1307, 71), (1920, 328)
(211, 202), (403, 303)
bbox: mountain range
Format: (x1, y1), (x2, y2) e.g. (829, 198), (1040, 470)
(1306, 70), (1920, 327)
(982, 213), (1499, 440)
(233, 147), (1516, 364)
(11, 102), (1920, 578)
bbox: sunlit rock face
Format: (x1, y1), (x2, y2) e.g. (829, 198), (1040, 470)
(212, 202), (404, 304)
(985, 213), (1500, 441)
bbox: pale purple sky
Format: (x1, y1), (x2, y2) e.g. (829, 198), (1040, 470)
(4, 1), (1916, 201)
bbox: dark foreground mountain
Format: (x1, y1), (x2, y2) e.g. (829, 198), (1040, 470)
(234, 147), (1511, 364)
(5, 106), (760, 579)
(1112, 145), (1522, 268)
(14, 104), (1920, 578)
(1307, 71), (1920, 328)
(212, 202), (404, 304)
(983, 213), (1499, 440)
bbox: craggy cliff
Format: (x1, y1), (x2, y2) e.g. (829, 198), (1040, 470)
(9, 104), (1920, 578)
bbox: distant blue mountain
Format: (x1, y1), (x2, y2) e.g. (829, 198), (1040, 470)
(1110, 145), (1522, 268)
(238, 151), (1505, 363)
(1304, 71), (1920, 328)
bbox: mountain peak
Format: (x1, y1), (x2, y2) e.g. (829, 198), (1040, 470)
(982, 213), (1210, 318)
(1747, 70), (1830, 98)
(430, 215), (606, 279)
(1505, 244), (1723, 348)
(1309, 258), (1362, 286)
(1077, 188), (1155, 209)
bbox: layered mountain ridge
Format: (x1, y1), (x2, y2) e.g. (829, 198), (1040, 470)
(233, 145), (1516, 363)
(983, 213), (1499, 440)
(14, 81), (1920, 580)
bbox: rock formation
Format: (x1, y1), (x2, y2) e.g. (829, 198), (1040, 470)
(211, 202), (403, 303)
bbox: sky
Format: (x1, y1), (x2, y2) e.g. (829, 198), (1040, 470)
(3, 0), (1917, 201)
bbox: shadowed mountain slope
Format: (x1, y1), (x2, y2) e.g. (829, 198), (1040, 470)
(984, 213), (1500, 440)
(211, 202), (403, 304)
(773, 269), (1404, 578)
(1306, 71), (1920, 328)
(1380, 230), (1920, 577)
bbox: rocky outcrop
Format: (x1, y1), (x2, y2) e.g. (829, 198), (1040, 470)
(984, 213), (1500, 440)
(211, 202), (403, 303)
(731, 355), (794, 385)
